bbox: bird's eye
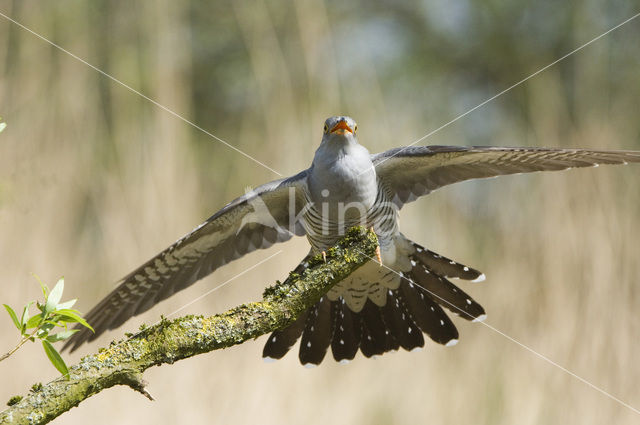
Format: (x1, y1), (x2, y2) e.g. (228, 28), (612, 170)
(354, 124), (358, 133)
(323, 124), (329, 133)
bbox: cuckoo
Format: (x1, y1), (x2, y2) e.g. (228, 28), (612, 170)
(64, 116), (640, 366)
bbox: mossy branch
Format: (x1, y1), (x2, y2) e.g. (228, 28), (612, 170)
(0, 228), (378, 425)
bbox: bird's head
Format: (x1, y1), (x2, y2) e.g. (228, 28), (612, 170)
(321, 116), (358, 145)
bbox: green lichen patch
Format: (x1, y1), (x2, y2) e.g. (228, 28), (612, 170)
(7, 395), (23, 406)
(0, 228), (378, 425)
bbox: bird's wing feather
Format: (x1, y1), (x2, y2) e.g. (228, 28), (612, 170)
(373, 146), (640, 207)
(64, 170), (308, 351)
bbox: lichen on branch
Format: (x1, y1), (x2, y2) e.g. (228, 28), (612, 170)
(0, 227), (378, 425)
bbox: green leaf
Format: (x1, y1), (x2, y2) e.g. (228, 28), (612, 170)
(20, 302), (34, 333)
(44, 278), (64, 314)
(44, 319), (63, 328)
(53, 309), (94, 332)
(0, 122), (6, 133)
(21, 303), (31, 325)
(41, 340), (69, 378)
(55, 298), (77, 310)
(3, 304), (21, 330)
(46, 329), (78, 343)
(32, 274), (48, 298)
(25, 314), (43, 329)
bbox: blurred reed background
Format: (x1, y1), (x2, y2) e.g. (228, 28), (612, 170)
(1, 1), (639, 424)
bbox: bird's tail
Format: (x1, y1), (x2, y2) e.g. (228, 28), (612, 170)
(262, 241), (486, 366)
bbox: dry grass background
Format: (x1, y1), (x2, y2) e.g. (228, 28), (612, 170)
(0, 1), (639, 424)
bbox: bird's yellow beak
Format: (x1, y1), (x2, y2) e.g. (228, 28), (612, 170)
(330, 120), (353, 135)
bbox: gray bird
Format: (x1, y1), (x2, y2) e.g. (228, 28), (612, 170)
(64, 116), (640, 366)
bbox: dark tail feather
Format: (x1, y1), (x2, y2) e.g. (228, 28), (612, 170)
(359, 300), (389, 357)
(380, 290), (424, 351)
(409, 257), (486, 322)
(262, 245), (485, 365)
(413, 242), (485, 282)
(365, 298), (401, 353)
(399, 277), (459, 345)
(262, 311), (309, 360)
(298, 296), (333, 366)
(330, 300), (362, 363)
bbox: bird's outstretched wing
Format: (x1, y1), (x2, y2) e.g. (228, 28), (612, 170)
(64, 170), (308, 352)
(373, 146), (640, 207)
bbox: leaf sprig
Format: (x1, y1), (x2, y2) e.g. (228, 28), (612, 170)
(2, 277), (93, 377)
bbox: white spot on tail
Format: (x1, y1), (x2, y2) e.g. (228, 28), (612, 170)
(303, 363), (317, 369)
(263, 356), (277, 363)
(339, 359), (350, 365)
(445, 339), (459, 347)
(473, 314), (488, 323)
(472, 273), (486, 283)
(411, 346), (423, 352)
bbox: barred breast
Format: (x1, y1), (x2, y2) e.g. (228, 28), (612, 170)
(301, 181), (415, 312)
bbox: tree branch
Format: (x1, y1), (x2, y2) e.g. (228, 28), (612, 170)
(0, 228), (378, 425)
